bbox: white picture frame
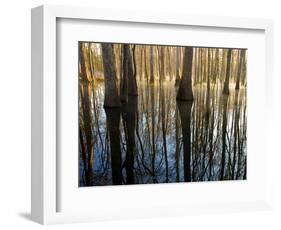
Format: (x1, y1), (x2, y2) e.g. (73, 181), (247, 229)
(31, 4), (274, 225)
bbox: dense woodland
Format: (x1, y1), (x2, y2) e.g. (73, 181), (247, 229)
(79, 42), (247, 186)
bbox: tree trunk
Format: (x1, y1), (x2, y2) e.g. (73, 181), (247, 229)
(101, 44), (121, 107)
(158, 46), (165, 83)
(120, 44), (129, 103)
(175, 47), (180, 85)
(207, 48), (211, 93)
(176, 47), (194, 101)
(235, 49), (246, 90)
(150, 46), (154, 83)
(88, 43), (95, 82)
(223, 49), (232, 95)
(79, 43), (89, 82)
(128, 45), (138, 96)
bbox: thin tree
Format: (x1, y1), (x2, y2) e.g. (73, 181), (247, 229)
(150, 46), (154, 83)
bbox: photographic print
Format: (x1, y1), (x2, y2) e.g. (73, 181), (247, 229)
(79, 42), (247, 187)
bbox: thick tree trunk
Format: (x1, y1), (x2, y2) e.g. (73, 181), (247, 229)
(223, 49), (232, 95)
(176, 47), (194, 101)
(101, 44), (121, 107)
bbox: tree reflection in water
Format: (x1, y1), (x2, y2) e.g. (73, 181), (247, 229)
(79, 81), (247, 186)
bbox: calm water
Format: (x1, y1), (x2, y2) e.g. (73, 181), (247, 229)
(79, 81), (247, 186)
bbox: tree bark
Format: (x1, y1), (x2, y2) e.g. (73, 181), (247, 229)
(88, 43), (95, 82)
(128, 45), (138, 96)
(150, 46), (154, 83)
(120, 44), (129, 103)
(158, 46), (165, 83)
(79, 43), (89, 82)
(101, 44), (121, 107)
(223, 49), (232, 95)
(176, 47), (194, 101)
(175, 47), (181, 85)
(207, 48), (211, 93)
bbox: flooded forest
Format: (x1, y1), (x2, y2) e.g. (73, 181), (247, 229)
(79, 42), (247, 186)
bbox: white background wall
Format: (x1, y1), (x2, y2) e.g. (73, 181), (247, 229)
(0, 0), (280, 229)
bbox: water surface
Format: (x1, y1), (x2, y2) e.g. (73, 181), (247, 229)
(79, 80), (247, 186)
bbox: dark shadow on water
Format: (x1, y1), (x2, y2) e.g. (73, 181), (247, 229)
(177, 100), (193, 182)
(105, 107), (122, 185)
